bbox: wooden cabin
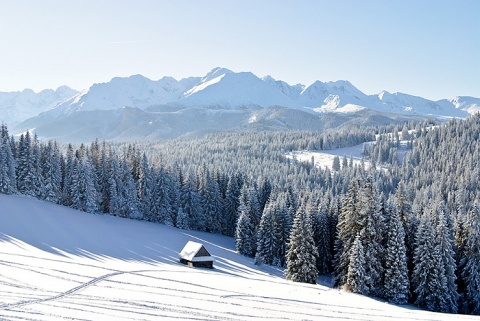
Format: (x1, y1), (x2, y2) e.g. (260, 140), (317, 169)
(179, 241), (214, 268)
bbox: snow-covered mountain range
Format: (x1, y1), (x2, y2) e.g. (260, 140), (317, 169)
(0, 86), (78, 125)
(3, 67), (479, 142)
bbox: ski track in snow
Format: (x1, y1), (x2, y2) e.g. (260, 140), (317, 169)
(0, 271), (124, 310)
(1, 261), (473, 321)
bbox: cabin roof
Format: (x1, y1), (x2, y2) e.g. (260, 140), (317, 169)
(179, 241), (213, 262)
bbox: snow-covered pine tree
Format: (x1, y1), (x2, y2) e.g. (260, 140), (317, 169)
(247, 185), (262, 228)
(201, 171), (223, 234)
(61, 144), (75, 207)
(383, 201), (409, 304)
(459, 200), (480, 314)
(257, 176), (272, 213)
(285, 186), (298, 224)
(285, 203), (318, 284)
(29, 136), (45, 198)
(96, 145), (111, 213)
(235, 182), (263, 257)
(69, 146), (99, 213)
(223, 176), (241, 236)
(15, 132), (35, 195)
(434, 202), (458, 313)
(235, 203), (257, 257)
(107, 154), (122, 216)
(395, 181), (417, 289)
(0, 124), (16, 194)
(346, 234), (368, 294)
(41, 141), (62, 203)
(308, 197), (331, 275)
(256, 201), (276, 265)
(357, 177), (385, 295)
(152, 167), (173, 224)
(120, 158), (140, 219)
(271, 192), (291, 267)
(412, 212), (448, 312)
(332, 155), (341, 171)
(334, 180), (360, 288)
(137, 153), (153, 220)
(179, 172), (202, 230)
(176, 207), (188, 229)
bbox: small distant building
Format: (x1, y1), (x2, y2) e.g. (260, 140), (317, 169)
(179, 241), (214, 268)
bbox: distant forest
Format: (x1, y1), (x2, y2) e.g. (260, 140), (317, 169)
(1, 114), (479, 315)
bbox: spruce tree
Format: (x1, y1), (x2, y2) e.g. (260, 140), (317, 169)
(107, 154), (122, 216)
(151, 167), (172, 224)
(0, 124), (16, 195)
(334, 180), (360, 288)
(201, 172), (223, 233)
(383, 202), (409, 304)
(308, 197), (331, 275)
(435, 203), (458, 313)
(256, 202), (275, 265)
(61, 144), (75, 207)
(412, 213), (448, 312)
(272, 193), (291, 267)
(138, 153), (153, 220)
(235, 201), (257, 257)
(358, 178), (385, 295)
(176, 208), (189, 229)
(180, 173), (201, 230)
(460, 201), (480, 314)
(41, 141), (62, 204)
(223, 176), (241, 236)
(346, 234), (368, 294)
(285, 203), (318, 284)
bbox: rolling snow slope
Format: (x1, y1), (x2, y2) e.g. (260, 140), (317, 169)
(0, 194), (476, 321)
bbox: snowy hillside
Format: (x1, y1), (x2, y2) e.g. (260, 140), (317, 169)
(0, 193), (474, 321)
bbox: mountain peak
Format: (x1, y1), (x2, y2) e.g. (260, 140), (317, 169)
(202, 67), (234, 82)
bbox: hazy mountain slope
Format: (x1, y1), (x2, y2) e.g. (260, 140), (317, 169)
(49, 75), (187, 116)
(373, 91), (468, 117)
(0, 86), (78, 125)
(14, 103), (420, 143)
(1, 193), (475, 321)
(447, 96), (480, 114)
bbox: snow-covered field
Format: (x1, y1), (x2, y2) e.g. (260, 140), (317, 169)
(286, 139), (412, 171)
(0, 194), (475, 320)
(286, 143), (370, 170)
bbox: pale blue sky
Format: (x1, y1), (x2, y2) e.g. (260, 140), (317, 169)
(0, 0), (478, 100)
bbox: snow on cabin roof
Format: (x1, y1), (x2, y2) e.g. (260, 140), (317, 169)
(179, 241), (213, 262)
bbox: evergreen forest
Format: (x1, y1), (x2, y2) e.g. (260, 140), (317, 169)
(1, 114), (480, 315)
